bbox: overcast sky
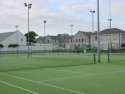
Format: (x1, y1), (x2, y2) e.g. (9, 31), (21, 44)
(0, 0), (125, 36)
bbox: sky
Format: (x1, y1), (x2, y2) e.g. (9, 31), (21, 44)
(0, 0), (125, 36)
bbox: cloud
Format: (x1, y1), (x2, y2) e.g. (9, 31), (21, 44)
(0, 0), (125, 36)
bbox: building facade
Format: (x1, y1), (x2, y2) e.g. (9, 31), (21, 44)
(0, 31), (26, 46)
(91, 28), (125, 50)
(36, 28), (125, 51)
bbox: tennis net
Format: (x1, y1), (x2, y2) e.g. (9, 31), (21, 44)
(0, 53), (94, 72)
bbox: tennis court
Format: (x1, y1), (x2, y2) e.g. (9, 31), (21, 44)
(0, 53), (125, 94)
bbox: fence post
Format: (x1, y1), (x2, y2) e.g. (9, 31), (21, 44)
(108, 48), (110, 63)
(94, 53), (96, 64)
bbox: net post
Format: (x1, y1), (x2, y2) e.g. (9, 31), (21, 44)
(94, 53), (96, 64)
(108, 48), (110, 63)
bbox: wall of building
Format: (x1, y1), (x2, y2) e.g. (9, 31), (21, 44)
(91, 32), (125, 50)
(0, 44), (58, 53)
(1, 31), (26, 46)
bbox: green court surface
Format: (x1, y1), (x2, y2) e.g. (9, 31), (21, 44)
(0, 53), (125, 94)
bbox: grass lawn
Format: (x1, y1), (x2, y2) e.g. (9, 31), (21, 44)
(0, 53), (125, 94)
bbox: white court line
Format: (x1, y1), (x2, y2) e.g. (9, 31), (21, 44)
(0, 73), (85, 94)
(1, 63), (39, 69)
(0, 80), (39, 94)
(13, 64), (37, 68)
(11, 63), (125, 75)
(38, 70), (125, 82)
(47, 68), (87, 75)
(39, 75), (90, 82)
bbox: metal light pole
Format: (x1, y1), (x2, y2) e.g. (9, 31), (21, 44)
(70, 24), (73, 36)
(97, 0), (101, 63)
(15, 25), (19, 44)
(24, 3), (32, 58)
(70, 24), (73, 53)
(90, 10), (95, 46)
(44, 20), (47, 55)
(108, 18), (112, 52)
(90, 10), (95, 33)
(15, 25), (19, 56)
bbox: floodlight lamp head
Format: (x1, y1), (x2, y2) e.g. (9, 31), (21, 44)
(44, 20), (47, 23)
(90, 10), (95, 13)
(108, 19), (112, 21)
(24, 3), (27, 7)
(28, 4), (32, 8)
(15, 25), (19, 28)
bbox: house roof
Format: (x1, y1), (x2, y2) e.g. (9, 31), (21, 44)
(36, 35), (60, 41)
(0, 31), (16, 42)
(49, 36), (60, 40)
(91, 28), (125, 36)
(100, 28), (125, 34)
(78, 31), (91, 37)
(36, 36), (45, 41)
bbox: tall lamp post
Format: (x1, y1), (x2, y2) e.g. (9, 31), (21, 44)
(15, 25), (19, 56)
(108, 18), (112, 52)
(24, 3), (32, 58)
(70, 24), (73, 53)
(90, 10), (95, 46)
(97, 0), (101, 63)
(43, 20), (47, 55)
(90, 10), (95, 33)
(15, 25), (19, 45)
(70, 24), (73, 36)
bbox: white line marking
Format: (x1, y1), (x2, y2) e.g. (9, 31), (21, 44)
(38, 70), (125, 82)
(47, 68), (86, 75)
(39, 76), (88, 82)
(13, 64), (36, 68)
(0, 73), (85, 94)
(0, 80), (39, 94)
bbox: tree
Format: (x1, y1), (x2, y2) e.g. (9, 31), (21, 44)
(0, 44), (4, 48)
(24, 31), (38, 45)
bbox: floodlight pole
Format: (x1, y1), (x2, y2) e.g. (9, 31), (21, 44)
(70, 24), (73, 54)
(90, 10), (95, 33)
(90, 10), (95, 46)
(108, 18), (112, 52)
(15, 25), (19, 56)
(15, 25), (19, 43)
(24, 3), (32, 58)
(44, 20), (47, 55)
(97, 0), (101, 63)
(70, 24), (73, 36)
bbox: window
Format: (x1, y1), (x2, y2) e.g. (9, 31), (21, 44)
(82, 39), (84, 42)
(21, 38), (23, 42)
(79, 39), (81, 42)
(95, 36), (97, 40)
(47, 40), (49, 43)
(122, 34), (125, 40)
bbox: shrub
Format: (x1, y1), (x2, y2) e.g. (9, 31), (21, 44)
(8, 44), (19, 48)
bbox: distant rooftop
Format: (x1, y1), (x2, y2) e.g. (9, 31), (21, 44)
(0, 31), (16, 42)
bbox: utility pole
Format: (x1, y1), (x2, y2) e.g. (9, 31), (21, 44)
(97, 0), (101, 63)
(24, 3), (32, 58)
